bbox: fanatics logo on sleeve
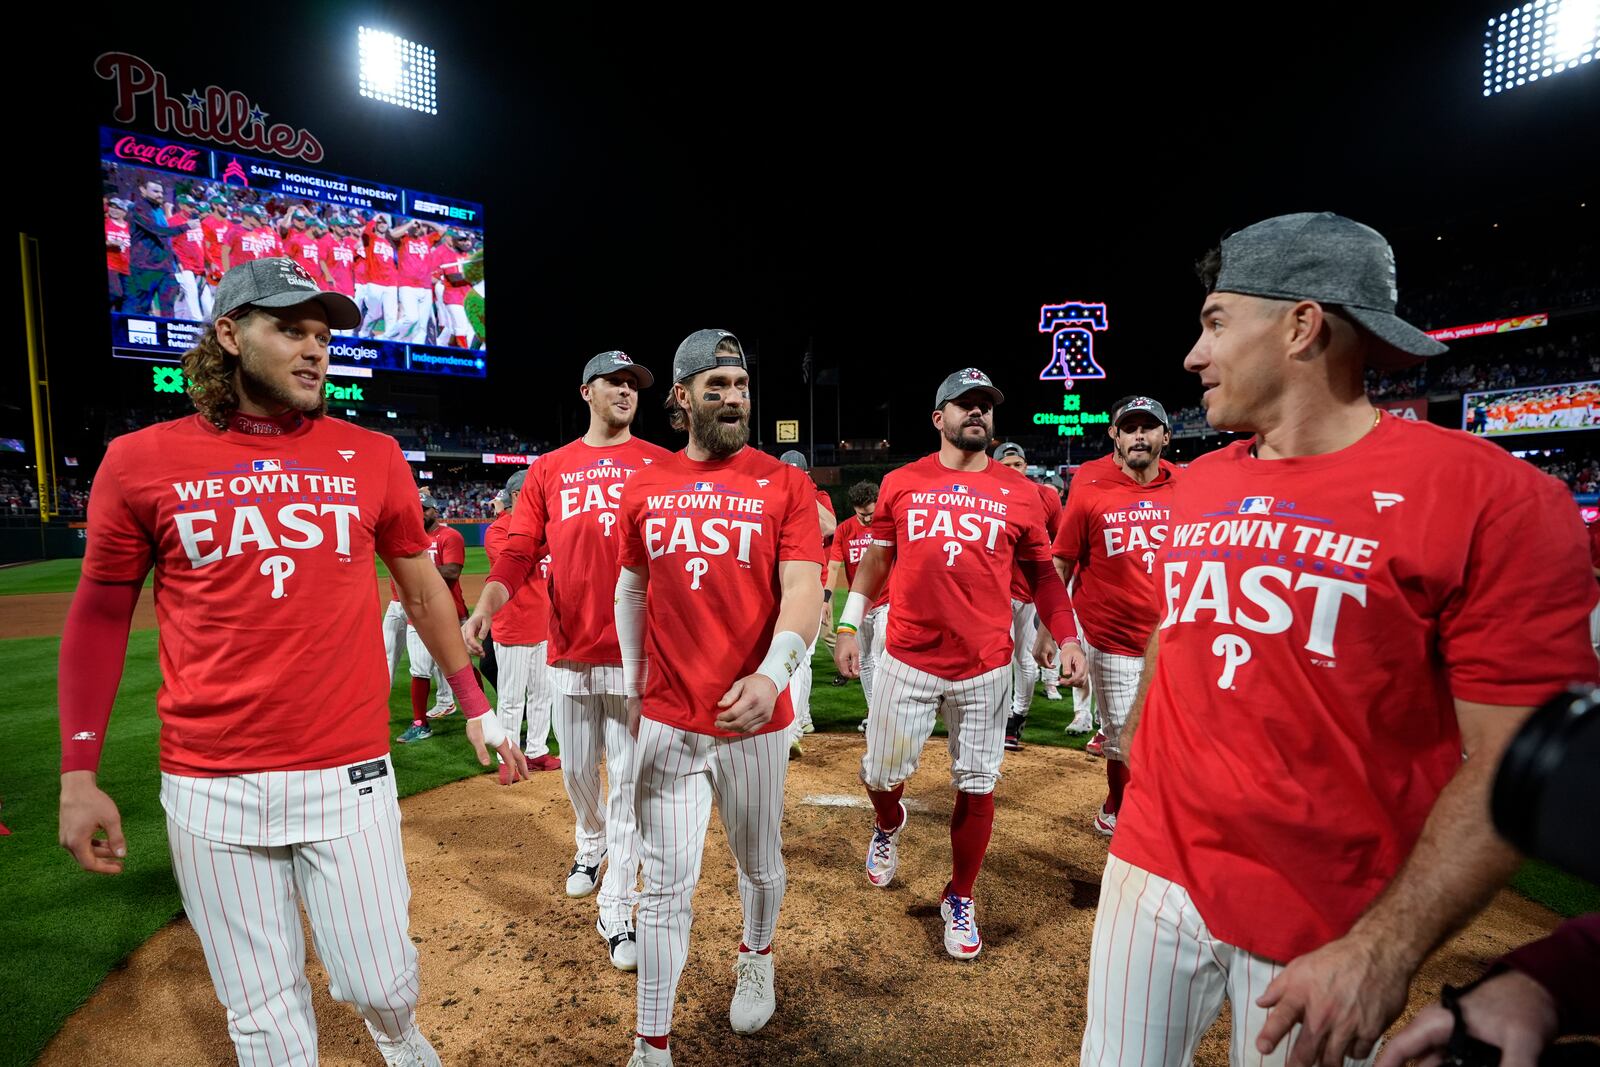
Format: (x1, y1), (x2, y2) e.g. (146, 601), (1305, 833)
(337, 450), (356, 462)
(1372, 491), (1405, 512)
(1238, 496), (1274, 515)
(643, 458), (653, 465)
(252, 459), (283, 472)
(757, 479), (770, 487)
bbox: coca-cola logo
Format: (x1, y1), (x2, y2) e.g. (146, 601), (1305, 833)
(113, 135), (200, 173)
(95, 52), (324, 163)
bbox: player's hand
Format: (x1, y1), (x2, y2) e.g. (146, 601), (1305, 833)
(59, 770), (127, 875)
(1255, 932), (1411, 1067)
(1057, 642), (1087, 687)
(715, 674), (780, 734)
(1373, 970), (1557, 1067)
(461, 612), (491, 656)
(1032, 627), (1059, 669)
(833, 631), (861, 678)
(626, 696), (643, 739)
(465, 715), (529, 783)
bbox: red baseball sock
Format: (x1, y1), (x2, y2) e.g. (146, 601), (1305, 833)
(409, 677), (429, 727)
(639, 1034), (669, 1050)
(948, 790), (995, 898)
(738, 942), (773, 955)
(867, 784), (905, 832)
(1105, 759), (1130, 815)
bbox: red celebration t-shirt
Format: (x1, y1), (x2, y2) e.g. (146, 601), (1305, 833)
(872, 453), (1055, 679)
(830, 514), (891, 609)
(483, 511), (549, 645)
(81, 415), (431, 776)
(1052, 454), (1177, 656)
(617, 447), (824, 736)
(1010, 480), (1064, 604)
(1113, 415), (1600, 963)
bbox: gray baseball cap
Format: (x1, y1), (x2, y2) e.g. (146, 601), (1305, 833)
(994, 442), (1026, 461)
(934, 368), (1005, 410)
(582, 350), (654, 389)
(418, 489), (438, 510)
(213, 256), (360, 329)
(1112, 396), (1170, 428)
(778, 449), (809, 470)
(1214, 212), (1447, 361)
(505, 469), (527, 494)
(494, 489), (510, 507)
(672, 329), (745, 383)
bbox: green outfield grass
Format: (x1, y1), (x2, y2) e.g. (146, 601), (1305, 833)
(2, 625), (1595, 1067)
(0, 547), (494, 598)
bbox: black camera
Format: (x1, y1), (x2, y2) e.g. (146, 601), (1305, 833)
(1492, 686), (1600, 884)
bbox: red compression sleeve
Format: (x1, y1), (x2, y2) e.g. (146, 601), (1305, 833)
(484, 532), (539, 600)
(59, 578), (142, 773)
(442, 663), (491, 719)
(1019, 556), (1080, 646)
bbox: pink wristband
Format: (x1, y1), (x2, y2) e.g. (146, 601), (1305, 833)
(443, 664), (491, 718)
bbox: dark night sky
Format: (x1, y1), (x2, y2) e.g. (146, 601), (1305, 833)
(11, 3), (1600, 458)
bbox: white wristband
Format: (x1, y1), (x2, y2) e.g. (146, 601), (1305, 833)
(471, 710), (507, 749)
(837, 591), (869, 632)
(755, 630), (809, 691)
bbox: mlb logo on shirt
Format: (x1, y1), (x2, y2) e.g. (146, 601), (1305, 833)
(252, 459), (283, 473)
(1137, 499), (1154, 509)
(694, 481), (714, 491)
(1238, 496), (1274, 515)
(951, 483), (968, 493)
(598, 458), (614, 467)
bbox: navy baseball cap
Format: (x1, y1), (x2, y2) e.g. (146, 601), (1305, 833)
(582, 350), (654, 389)
(213, 257), (361, 329)
(1214, 212), (1447, 362)
(934, 368), (1004, 410)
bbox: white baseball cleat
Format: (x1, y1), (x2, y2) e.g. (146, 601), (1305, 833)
(1065, 711), (1094, 734)
(728, 949), (776, 1034)
(940, 892), (983, 959)
(424, 703), (456, 720)
(566, 857), (602, 898)
(1043, 685), (1063, 701)
(1093, 805), (1117, 836)
(626, 1037), (673, 1066)
(865, 801), (908, 888)
(598, 916), (638, 972)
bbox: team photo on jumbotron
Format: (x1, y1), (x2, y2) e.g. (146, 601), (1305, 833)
(8, 10), (1600, 1067)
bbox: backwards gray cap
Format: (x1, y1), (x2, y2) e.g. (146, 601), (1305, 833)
(1214, 212), (1446, 361)
(778, 449), (809, 470)
(213, 256), (361, 329)
(418, 489), (438, 510)
(672, 329), (745, 383)
(505, 469), (527, 494)
(494, 488), (510, 507)
(1112, 396), (1170, 428)
(934, 367), (1005, 410)
(581, 350), (654, 389)
(994, 442), (1026, 461)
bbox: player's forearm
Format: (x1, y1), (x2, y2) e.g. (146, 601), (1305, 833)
(1055, 557), (1076, 586)
(58, 579), (142, 773)
(775, 563), (825, 646)
(472, 578), (512, 619)
(1020, 556), (1079, 645)
(848, 545), (892, 603)
(1345, 728), (1526, 971)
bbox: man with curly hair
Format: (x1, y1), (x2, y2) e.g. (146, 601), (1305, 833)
(57, 257), (527, 1067)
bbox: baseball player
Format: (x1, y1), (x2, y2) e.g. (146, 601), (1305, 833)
(1043, 396), (1175, 835)
(105, 199), (131, 309)
(992, 442), (1063, 752)
(481, 469), (560, 772)
(360, 214), (400, 339)
(828, 479), (890, 732)
(395, 492), (470, 742)
(168, 195), (208, 321)
(200, 197), (231, 316)
(319, 217), (359, 337)
(1081, 213), (1600, 1067)
(224, 204), (278, 272)
(833, 368), (1086, 960)
(611, 328), (823, 1067)
(57, 256), (527, 1067)
(466, 350), (671, 972)
(429, 231), (477, 348)
(385, 220), (439, 343)
(777, 449), (838, 757)
(122, 176), (196, 316)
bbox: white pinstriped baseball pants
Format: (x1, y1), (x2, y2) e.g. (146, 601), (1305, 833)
(382, 601), (407, 685)
(494, 641), (553, 759)
(165, 794), (438, 1066)
(1083, 854), (1378, 1067)
(861, 651), (1011, 795)
(859, 603), (887, 709)
(404, 625), (453, 713)
(633, 718), (789, 1038)
(555, 688), (640, 928)
(789, 631), (818, 738)
(1010, 598), (1040, 718)
(1082, 636), (1144, 761)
